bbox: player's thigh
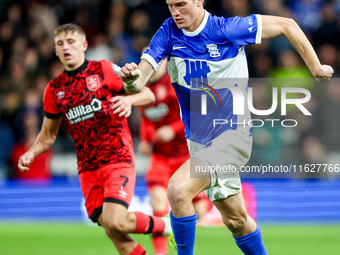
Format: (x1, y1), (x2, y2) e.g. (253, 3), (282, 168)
(193, 130), (252, 188)
(102, 163), (136, 229)
(168, 157), (211, 199)
(103, 163), (136, 207)
(79, 171), (105, 224)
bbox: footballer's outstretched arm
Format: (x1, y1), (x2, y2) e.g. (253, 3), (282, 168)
(119, 59), (156, 94)
(261, 15), (334, 79)
(18, 117), (62, 172)
(125, 87), (155, 107)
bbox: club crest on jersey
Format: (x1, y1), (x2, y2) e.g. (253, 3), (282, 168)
(206, 44), (221, 58)
(86, 75), (100, 91)
(57, 91), (65, 99)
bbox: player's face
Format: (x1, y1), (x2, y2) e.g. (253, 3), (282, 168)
(167, 0), (204, 32)
(54, 31), (88, 71)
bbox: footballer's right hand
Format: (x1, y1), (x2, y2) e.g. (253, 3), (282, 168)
(313, 65), (334, 80)
(18, 151), (35, 172)
(119, 62), (142, 83)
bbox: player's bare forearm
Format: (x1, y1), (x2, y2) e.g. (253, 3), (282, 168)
(111, 87), (155, 117)
(261, 15), (334, 79)
(30, 129), (57, 156)
(128, 87), (155, 107)
(18, 117), (61, 171)
(120, 59), (156, 94)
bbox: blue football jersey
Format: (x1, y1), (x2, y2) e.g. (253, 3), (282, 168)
(142, 11), (262, 145)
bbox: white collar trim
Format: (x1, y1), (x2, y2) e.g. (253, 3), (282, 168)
(182, 10), (209, 37)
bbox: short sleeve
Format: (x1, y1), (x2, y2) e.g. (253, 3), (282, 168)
(141, 20), (171, 72)
(101, 59), (125, 94)
(222, 14), (262, 46)
(43, 84), (62, 119)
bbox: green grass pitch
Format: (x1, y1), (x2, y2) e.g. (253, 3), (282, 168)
(0, 223), (339, 254)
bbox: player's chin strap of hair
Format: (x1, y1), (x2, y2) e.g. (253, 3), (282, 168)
(123, 70), (141, 94)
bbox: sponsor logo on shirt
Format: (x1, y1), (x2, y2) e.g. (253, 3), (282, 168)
(65, 98), (102, 124)
(86, 75), (100, 91)
(173, 45), (186, 50)
(144, 103), (169, 121)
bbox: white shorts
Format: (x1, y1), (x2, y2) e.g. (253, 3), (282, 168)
(187, 130), (253, 201)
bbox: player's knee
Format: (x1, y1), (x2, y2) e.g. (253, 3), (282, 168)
(224, 215), (247, 234)
(167, 181), (191, 207)
(104, 218), (128, 234)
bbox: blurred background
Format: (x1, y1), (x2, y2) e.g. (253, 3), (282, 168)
(0, 0), (340, 251)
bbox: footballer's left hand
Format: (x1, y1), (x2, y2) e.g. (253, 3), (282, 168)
(110, 96), (132, 117)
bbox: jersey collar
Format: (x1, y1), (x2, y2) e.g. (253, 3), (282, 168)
(182, 10), (209, 37)
(65, 59), (88, 77)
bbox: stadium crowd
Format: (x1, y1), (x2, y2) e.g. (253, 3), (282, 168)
(0, 0), (340, 180)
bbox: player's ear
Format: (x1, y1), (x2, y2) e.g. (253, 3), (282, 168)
(82, 41), (88, 52)
(54, 46), (58, 56)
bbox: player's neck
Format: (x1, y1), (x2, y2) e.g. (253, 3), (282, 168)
(186, 9), (205, 32)
(65, 57), (86, 72)
(65, 59), (88, 77)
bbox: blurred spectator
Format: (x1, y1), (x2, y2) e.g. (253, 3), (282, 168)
(289, 0), (323, 33)
(220, 0), (251, 17)
(27, 21), (47, 47)
(317, 44), (340, 75)
(0, 21), (15, 73)
(7, 4), (26, 37)
(312, 3), (339, 48)
(1, 92), (22, 141)
(74, 7), (97, 45)
(0, 61), (31, 99)
(269, 50), (314, 115)
(9, 88), (51, 180)
(33, 74), (49, 98)
(249, 53), (273, 78)
(0, 109), (15, 179)
(24, 47), (40, 76)
(86, 34), (115, 62)
(27, 2), (58, 37)
(0, 48), (4, 75)
(128, 9), (154, 38)
(270, 50), (313, 79)
(10, 112), (52, 180)
(258, 0), (290, 16)
(11, 37), (28, 63)
(334, 0), (340, 15)
(49, 60), (65, 79)
(107, 18), (134, 66)
(37, 37), (57, 75)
